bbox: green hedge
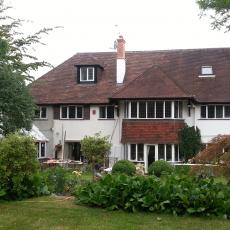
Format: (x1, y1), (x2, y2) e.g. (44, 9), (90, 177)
(75, 174), (230, 217)
(148, 160), (174, 177)
(112, 160), (136, 176)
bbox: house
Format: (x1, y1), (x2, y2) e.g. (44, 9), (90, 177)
(30, 36), (230, 172)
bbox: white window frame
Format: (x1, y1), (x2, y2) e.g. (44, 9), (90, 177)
(37, 142), (46, 159)
(60, 105), (83, 119)
(98, 105), (115, 119)
(127, 101), (182, 119)
(128, 144), (144, 162)
(35, 106), (47, 119)
(199, 66), (215, 78)
(200, 104), (230, 119)
(80, 67), (95, 82)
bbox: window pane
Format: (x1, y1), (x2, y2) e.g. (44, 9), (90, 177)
(80, 67), (87, 81)
(87, 68), (94, 80)
(174, 101), (179, 118)
(131, 102), (137, 118)
(179, 101), (183, 118)
(62, 106), (68, 118)
(208, 105), (215, 118)
(147, 101), (155, 118)
(34, 108), (40, 118)
(156, 101), (164, 118)
(174, 144), (179, 161)
(139, 101), (146, 118)
(99, 106), (106, 118)
(41, 107), (47, 118)
(130, 144), (136, 160)
(77, 106), (83, 118)
(124, 101), (129, 118)
(225, 105), (230, 118)
(137, 144), (144, 161)
(158, 144), (165, 160)
(69, 106), (76, 118)
(216, 105), (223, 118)
(107, 106), (114, 119)
(40, 142), (45, 157)
(165, 101), (172, 118)
(166, 144), (172, 161)
(36, 142), (39, 158)
(201, 105), (206, 118)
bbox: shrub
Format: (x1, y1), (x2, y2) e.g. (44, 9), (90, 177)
(174, 165), (191, 175)
(112, 160), (136, 176)
(41, 167), (82, 195)
(148, 160), (173, 177)
(75, 174), (230, 217)
(0, 134), (42, 200)
(179, 125), (202, 161)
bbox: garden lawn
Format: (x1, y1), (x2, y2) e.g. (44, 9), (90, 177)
(0, 196), (229, 230)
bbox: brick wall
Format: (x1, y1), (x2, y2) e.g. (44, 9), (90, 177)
(122, 119), (185, 144)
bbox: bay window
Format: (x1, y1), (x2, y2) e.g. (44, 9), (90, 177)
(126, 100), (183, 119)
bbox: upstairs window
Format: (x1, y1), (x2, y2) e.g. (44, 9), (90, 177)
(61, 106), (83, 119)
(34, 106), (47, 119)
(80, 67), (95, 82)
(128, 101), (182, 119)
(200, 105), (230, 119)
(99, 106), (114, 119)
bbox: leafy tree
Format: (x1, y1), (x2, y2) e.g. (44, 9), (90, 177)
(197, 0), (230, 31)
(80, 133), (111, 180)
(179, 126), (202, 161)
(0, 133), (39, 200)
(0, 0), (52, 135)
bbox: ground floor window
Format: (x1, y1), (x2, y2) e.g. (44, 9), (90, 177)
(128, 143), (182, 164)
(36, 142), (46, 158)
(130, 144), (144, 162)
(67, 142), (84, 161)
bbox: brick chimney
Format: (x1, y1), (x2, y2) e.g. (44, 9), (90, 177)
(116, 35), (126, 84)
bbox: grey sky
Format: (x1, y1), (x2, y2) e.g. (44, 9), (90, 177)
(7, 0), (230, 78)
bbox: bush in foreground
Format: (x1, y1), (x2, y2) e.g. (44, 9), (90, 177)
(148, 160), (174, 177)
(112, 160), (136, 176)
(75, 174), (230, 217)
(0, 134), (45, 200)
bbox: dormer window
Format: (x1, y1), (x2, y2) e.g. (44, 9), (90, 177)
(199, 66), (215, 78)
(80, 67), (95, 82)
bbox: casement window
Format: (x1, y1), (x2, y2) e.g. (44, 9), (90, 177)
(34, 106), (47, 119)
(80, 67), (95, 82)
(200, 105), (230, 119)
(174, 101), (183, 118)
(36, 142), (46, 158)
(130, 144), (144, 162)
(127, 101), (182, 119)
(158, 144), (181, 162)
(99, 106), (114, 119)
(61, 106), (83, 119)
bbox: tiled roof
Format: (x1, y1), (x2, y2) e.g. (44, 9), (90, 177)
(30, 48), (230, 104)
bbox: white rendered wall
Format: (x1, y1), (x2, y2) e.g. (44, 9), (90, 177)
(195, 105), (230, 143)
(33, 106), (53, 158)
(116, 59), (126, 83)
(53, 105), (124, 162)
